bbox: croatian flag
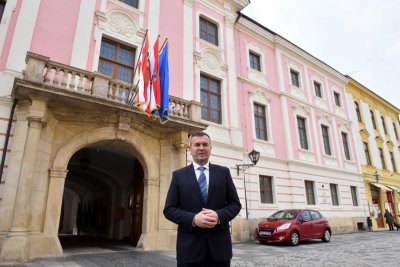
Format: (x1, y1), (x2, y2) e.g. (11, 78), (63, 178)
(145, 36), (160, 114)
(135, 35), (150, 109)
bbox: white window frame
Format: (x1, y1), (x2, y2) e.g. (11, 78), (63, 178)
(249, 88), (275, 157)
(245, 42), (268, 86)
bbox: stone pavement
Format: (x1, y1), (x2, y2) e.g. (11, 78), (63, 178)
(1, 230), (400, 266)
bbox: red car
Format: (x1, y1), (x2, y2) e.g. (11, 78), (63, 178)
(255, 209), (331, 246)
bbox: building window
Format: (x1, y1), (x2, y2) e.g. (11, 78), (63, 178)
(379, 148), (386, 169)
(314, 81), (322, 98)
(200, 17), (218, 46)
(259, 175), (273, 204)
(350, 186), (358, 206)
(0, 0), (5, 21)
(390, 152), (397, 172)
(330, 183), (339, 206)
(119, 0), (138, 8)
(249, 51), (261, 71)
(297, 116), (309, 150)
(305, 180), (315, 205)
(200, 74), (221, 124)
(355, 102), (362, 122)
(393, 123), (399, 140)
(334, 92), (341, 107)
(290, 69), (300, 87)
(363, 142), (372, 166)
(341, 132), (351, 160)
(381, 116), (387, 135)
(99, 38), (135, 82)
(371, 110), (377, 129)
(321, 125), (332, 156)
(254, 103), (268, 141)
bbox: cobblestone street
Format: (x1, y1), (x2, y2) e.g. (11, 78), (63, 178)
(1, 231), (399, 267)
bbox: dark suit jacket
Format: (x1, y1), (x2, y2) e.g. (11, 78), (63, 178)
(163, 163), (241, 263)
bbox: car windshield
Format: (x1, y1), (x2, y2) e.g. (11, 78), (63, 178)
(269, 210), (300, 220)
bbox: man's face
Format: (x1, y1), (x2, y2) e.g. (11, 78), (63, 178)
(189, 135), (211, 165)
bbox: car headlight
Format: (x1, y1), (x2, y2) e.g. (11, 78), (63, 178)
(277, 223), (291, 230)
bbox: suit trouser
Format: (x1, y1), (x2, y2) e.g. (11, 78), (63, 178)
(177, 243), (230, 267)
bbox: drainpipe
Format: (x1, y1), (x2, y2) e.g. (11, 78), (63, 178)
(0, 99), (17, 184)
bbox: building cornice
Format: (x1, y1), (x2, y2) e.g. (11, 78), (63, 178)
(274, 37), (347, 85)
(346, 76), (400, 114)
(235, 17), (275, 47)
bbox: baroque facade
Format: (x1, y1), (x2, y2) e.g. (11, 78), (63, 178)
(346, 77), (400, 230)
(0, 0), (393, 263)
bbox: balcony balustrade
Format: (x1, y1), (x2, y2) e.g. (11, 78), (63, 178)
(22, 52), (201, 123)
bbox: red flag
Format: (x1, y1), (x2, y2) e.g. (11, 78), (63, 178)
(136, 35), (150, 108)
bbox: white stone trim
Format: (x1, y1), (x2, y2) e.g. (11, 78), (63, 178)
(147, 0), (160, 45)
(70, 0), (96, 69)
(5, 0), (40, 72)
(224, 14), (239, 129)
(196, 50), (228, 126)
(183, 0), (194, 100)
(293, 104), (315, 163)
(195, 11), (225, 52)
(249, 88), (275, 157)
(245, 42), (268, 87)
(92, 9), (144, 72)
(287, 61), (305, 101)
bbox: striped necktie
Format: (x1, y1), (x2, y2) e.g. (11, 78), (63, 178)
(197, 167), (208, 203)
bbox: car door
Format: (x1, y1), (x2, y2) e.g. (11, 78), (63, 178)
(298, 210), (313, 239)
(308, 210), (324, 238)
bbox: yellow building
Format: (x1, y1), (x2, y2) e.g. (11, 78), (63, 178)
(346, 76), (400, 230)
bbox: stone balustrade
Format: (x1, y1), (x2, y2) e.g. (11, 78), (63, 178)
(23, 52), (202, 122)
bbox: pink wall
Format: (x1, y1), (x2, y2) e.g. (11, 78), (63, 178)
(234, 31), (279, 90)
(30, 0), (81, 65)
(159, 0), (184, 97)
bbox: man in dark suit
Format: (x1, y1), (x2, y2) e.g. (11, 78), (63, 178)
(164, 131), (241, 267)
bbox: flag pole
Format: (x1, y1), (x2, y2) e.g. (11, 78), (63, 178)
(126, 29), (148, 105)
(159, 38), (168, 53)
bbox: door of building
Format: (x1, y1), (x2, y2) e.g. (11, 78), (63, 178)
(371, 189), (384, 228)
(130, 159), (144, 246)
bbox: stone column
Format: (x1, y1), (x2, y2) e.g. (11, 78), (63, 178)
(43, 169), (68, 236)
(0, 97), (47, 262)
(138, 177), (160, 249)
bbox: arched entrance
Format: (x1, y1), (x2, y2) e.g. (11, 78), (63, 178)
(58, 141), (144, 248)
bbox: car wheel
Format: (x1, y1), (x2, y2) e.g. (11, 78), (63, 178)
(322, 229), (331, 242)
(289, 231), (299, 246)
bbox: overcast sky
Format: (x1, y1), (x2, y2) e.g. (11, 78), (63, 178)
(242, 0), (400, 110)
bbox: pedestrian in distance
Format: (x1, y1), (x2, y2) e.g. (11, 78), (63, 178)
(384, 209), (394, 231)
(163, 131), (242, 267)
(367, 216), (373, 232)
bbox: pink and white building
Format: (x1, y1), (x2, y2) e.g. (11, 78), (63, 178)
(0, 0), (367, 262)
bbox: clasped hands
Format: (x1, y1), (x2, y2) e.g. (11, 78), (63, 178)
(193, 208), (219, 228)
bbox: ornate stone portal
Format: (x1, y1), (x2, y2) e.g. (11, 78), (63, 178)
(0, 53), (206, 263)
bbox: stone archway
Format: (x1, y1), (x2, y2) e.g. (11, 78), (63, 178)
(43, 127), (160, 255)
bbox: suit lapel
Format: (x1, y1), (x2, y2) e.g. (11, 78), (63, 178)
(186, 164), (204, 203)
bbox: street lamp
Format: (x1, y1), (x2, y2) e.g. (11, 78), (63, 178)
(236, 149), (260, 175)
(374, 171), (380, 182)
(236, 149), (260, 219)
